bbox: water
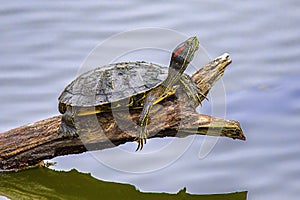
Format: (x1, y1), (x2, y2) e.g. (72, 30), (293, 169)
(1, 1), (300, 199)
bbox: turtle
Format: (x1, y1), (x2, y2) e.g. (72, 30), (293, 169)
(58, 36), (205, 150)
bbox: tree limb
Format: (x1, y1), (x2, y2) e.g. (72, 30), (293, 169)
(0, 53), (245, 170)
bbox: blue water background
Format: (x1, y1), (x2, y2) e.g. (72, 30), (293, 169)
(1, 1), (300, 199)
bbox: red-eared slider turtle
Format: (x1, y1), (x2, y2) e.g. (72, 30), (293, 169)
(58, 36), (205, 150)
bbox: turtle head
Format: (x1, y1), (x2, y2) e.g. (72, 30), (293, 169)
(169, 36), (199, 72)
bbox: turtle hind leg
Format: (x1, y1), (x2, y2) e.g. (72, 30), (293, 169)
(58, 120), (78, 137)
(180, 74), (208, 105)
(58, 109), (79, 137)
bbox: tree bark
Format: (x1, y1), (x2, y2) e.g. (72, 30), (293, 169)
(0, 53), (245, 170)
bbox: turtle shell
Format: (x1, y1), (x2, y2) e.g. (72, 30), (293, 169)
(58, 61), (168, 109)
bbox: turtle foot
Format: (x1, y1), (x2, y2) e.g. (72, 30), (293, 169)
(180, 74), (208, 106)
(135, 126), (148, 151)
(58, 121), (79, 138)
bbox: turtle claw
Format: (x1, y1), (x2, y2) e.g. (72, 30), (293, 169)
(136, 138), (147, 151)
(135, 126), (148, 151)
(135, 139), (143, 151)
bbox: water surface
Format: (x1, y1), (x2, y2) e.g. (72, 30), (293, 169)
(1, 1), (300, 199)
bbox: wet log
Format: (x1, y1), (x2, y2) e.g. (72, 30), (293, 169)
(0, 54), (245, 170)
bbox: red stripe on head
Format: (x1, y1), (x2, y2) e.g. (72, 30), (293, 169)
(173, 45), (186, 58)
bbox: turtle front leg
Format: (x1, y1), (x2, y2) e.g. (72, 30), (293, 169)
(136, 85), (175, 151)
(136, 102), (151, 151)
(180, 74), (208, 105)
(136, 124), (148, 151)
(136, 88), (163, 151)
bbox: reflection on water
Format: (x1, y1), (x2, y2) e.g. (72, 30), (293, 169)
(1, 1), (300, 199)
(0, 167), (248, 199)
